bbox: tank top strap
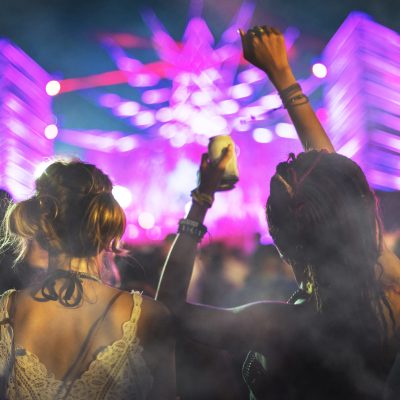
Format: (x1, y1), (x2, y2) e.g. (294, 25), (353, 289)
(129, 291), (143, 325)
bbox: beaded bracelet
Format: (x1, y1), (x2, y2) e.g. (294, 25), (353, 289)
(190, 188), (214, 208)
(178, 218), (207, 242)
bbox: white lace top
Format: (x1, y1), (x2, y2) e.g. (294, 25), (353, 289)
(0, 289), (154, 399)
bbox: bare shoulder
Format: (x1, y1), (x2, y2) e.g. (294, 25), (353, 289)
(137, 295), (173, 341)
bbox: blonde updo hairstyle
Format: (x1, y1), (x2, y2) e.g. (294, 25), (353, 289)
(4, 160), (126, 266)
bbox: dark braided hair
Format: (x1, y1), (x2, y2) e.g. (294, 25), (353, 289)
(267, 151), (394, 346)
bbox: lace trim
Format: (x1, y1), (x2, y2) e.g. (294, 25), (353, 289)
(1, 290), (153, 399)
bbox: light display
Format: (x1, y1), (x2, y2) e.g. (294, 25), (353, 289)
(3, 9), (399, 245)
(0, 39), (53, 200)
(323, 12), (400, 190)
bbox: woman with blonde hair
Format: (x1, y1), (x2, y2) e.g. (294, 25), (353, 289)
(0, 160), (175, 399)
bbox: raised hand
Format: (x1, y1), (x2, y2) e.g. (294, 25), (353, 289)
(239, 26), (296, 91)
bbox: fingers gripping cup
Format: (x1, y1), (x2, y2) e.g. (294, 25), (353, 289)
(208, 135), (239, 191)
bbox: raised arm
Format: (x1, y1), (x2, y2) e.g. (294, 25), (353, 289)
(239, 26), (334, 152)
(156, 147), (290, 353)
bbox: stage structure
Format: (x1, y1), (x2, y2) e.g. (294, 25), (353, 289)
(0, 40), (53, 200)
(323, 12), (400, 191)
(2, 10), (399, 244)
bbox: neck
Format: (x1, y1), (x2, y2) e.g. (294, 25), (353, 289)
(48, 252), (103, 277)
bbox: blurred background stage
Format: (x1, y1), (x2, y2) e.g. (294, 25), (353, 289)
(0, 0), (399, 246)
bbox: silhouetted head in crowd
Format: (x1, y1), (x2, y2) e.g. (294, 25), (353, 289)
(2, 160), (126, 271)
(267, 151), (393, 342)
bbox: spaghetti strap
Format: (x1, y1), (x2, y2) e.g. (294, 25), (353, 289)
(130, 291), (142, 324)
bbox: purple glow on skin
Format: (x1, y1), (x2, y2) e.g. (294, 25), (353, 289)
(323, 12), (400, 189)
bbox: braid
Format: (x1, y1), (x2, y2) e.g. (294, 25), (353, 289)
(267, 151), (395, 344)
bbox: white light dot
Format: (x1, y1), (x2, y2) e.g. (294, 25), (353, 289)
(112, 185), (132, 209)
(114, 101), (139, 117)
(44, 124), (58, 140)
(312, 63), (328, 79)
(115, 136), (137, 152)
(218, 99), (239, 115)
(231, 83), (253, 99)
(138, 212), (155, 230)
(45, 80), (61, 96)
(275, 123), (298, 139)
(252, 128), (273, 143)
(133, 111), (155, 127)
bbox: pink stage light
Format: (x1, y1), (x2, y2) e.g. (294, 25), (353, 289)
(138, 212), (156, 229)
(312, 63), (328, 79)
(218, 99), (239, 115)
(275, 123), (298, 139)
(46, 80), (61, 96)
(133, 111), (156, 127)
(252, 128), (273, 143)
(44, 124), (59, 140)
(238, 68), (265, 84)
(112, 185), (133, 208)
(230, 83), (253, 99)
(115, 136), (137, 152)
(156, 107), (173, 122)
(142, 88), (171, 104)
(114, 101), (140, 117)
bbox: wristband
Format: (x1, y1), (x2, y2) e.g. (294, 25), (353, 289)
(178, 218), (207, 242)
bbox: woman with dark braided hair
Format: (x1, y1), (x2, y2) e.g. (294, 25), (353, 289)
(157, 25), (400, 399)
(0, 160), (175, 399)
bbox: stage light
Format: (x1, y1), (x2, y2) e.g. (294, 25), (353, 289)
(142, 89), (170, 104)
(134, 111), (155, 127)
(156, 107), (173, 122)
(259, 94), (282, 109)
(312, 63), (328, 79)
(170, 131), (187, 148)
(126, 224), (139, 239)
(115, 136), (137, 152)
(275, 123), (298, 139)
(112, 185), (133, 209)
(138, 212), (155, 230)
(191, 91), (212, 106)
(238, 68), (265, 84)
(252, 128), (273, 143)
(46, 80), (61, 96)
(231, 83), (253, 99)
(44, 124), (58, 140)
(114, 101), (139, 117)
(218, 100), (239, 115)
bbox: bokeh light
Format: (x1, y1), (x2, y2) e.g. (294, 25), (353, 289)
(312, 63), (328, 79)
(138, 212), (156, 230)
(112, 185), (133, 209)
(45, 80), (61, 96)
(44, 124), (58, 139)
